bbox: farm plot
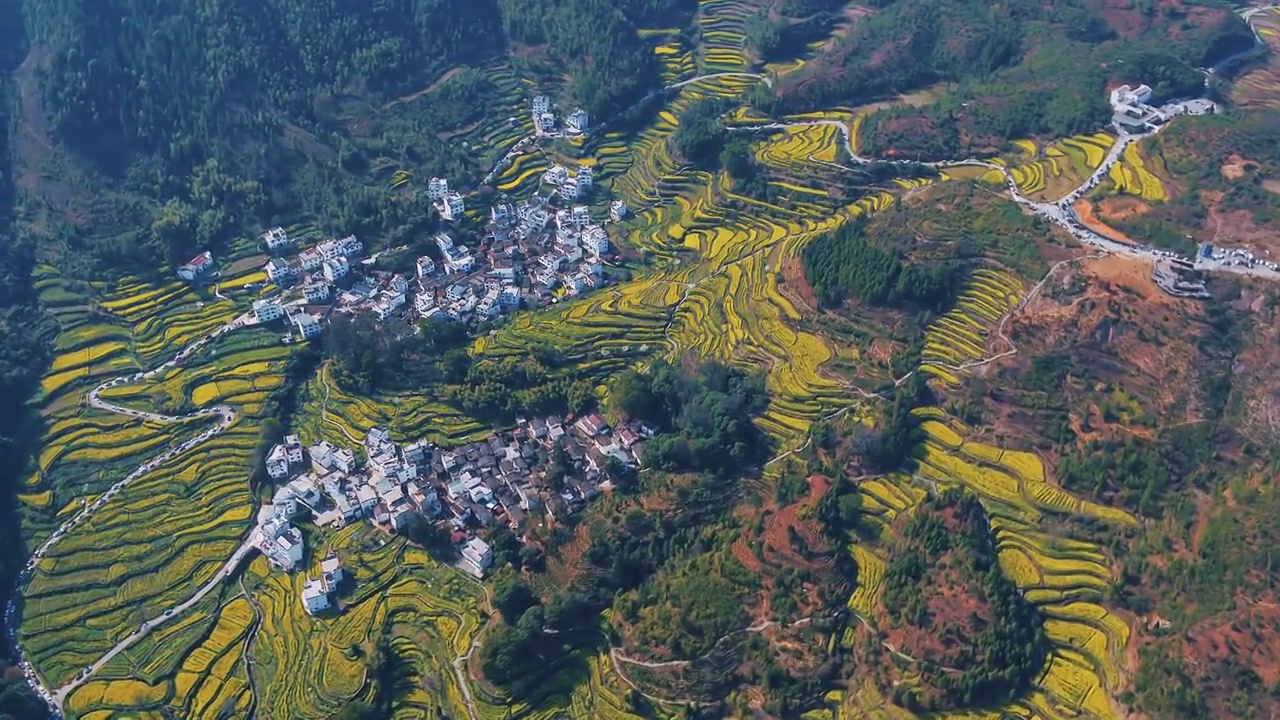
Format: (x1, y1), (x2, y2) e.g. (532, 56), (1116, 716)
(294, 363), (491, 450)
(20, 417), (260, 688)
(696, 0), (752, 71)
(64, 588), (255, 719)
(858, 413), (1136, 720)
(1055, 133), (1116, 178)
(20, 269), (295, 690)
(1100, 142), (1168, 202)
(920, 269), (1024, 386)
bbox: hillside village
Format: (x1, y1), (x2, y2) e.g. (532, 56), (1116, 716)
(180, 94), (626, 345)
(181, 94), (647, 617)
(253, 411), (648, 614)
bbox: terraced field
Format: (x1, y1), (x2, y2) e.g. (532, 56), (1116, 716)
(17, 266), (297, 692)
(14, 3), (1153, 718)
(1101, 143), (1169, 202)
(834, 413), (1134, 720)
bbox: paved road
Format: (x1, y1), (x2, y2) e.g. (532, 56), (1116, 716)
(52, 537), (258, 705)
(5, 311), (258, 716)
(732, 99), (1280, 281)
(1207, 4), (1279, 76)
(666, 72), (772, 90)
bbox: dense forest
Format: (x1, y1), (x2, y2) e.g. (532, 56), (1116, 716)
(0, 4), (55, 718)
(611, 360), (771, 474)
(801, 218), (963, 312)
(498, 0), (696, 116)
(872, 490), (1049, 711)
(19, 0), (695, 277)
(801, 186), (1048, 318)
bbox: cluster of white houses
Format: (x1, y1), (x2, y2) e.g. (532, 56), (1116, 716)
(247, 185), (621, 335)
(532, 95), (589, 136)
(427, 176), (467, 222)
(1108, 83), (1217, 133)
(257, 410), (649, 611)
(261, 230), (363, 288)
(541, 163), (593, 201)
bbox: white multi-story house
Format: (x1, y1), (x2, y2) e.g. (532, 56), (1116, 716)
(284, 435), (304, 466)
(294, 313), (323, 339)
(441, 192), (465, 222)
(403, 440), (430, 465)
(177, 251), (214, 281)
(265, 257), (296, 283)
(390, 274), (410, 295)
(542, 165), (569, 186)
(487, 263), (517, 281)
(356, 485), (379, 513)
(491, 203), (515, 227)
(477, 291), (500, 319)
(414, 293), (436, 315)
(539, 254), (565, 272)
(321, 556), (344, 585)
(318, 239), (343, 261)
(428, 177), (449, 201)
(284, 476), (322, 506)
(435, 232), (454, 253)
(304, 281), (331, 304)
(253, 298), (284, 323)
(261, 227), (291, 251)
(610, 199), (628, 222)
(557, 226), (580, 247)
(532, 96), (549, 115)
(561, 177), (580, 200)
(476, 299), (500, 321)
(259, 515), (305, 572)
(558, 243), (583, 264)
(300, 558), (347, 613)
(571, 205), (590, 226)
(534, 267), (558, 287)
(339, 235), (363, 257)
(500, 286), (522, 309)
(266, 444), (291, 480)
(565, 109), (589, 134)
(416, 255), (436, 279)
(1110, 84), (1154, 108)
(373, 291), (406, 320)
(309, 440), (334, 469)
(582, 225), (610, 256)
(333, 448), (357, 473)
(577, 165), (593, 191)
(562, 273), (587, 294)
(536, 112), (556, 133)
(444, 246), (474, 275)
(299, 247), (324, 271)
(446, 282), (472, 302)
(390, 507), (418, 532)
(520, 208), (550, 236)
(323, 257), (349, 282)
(461, 538), (494, 577)
(302, 577), (331, 614)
